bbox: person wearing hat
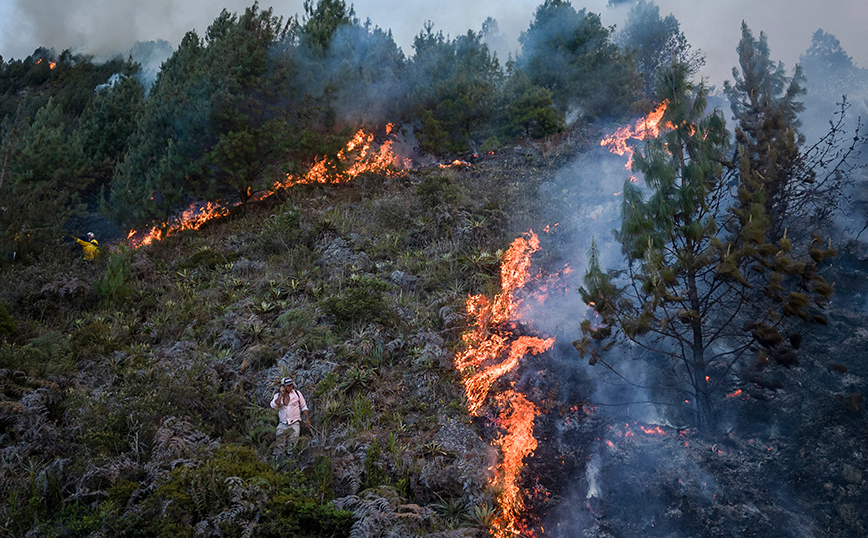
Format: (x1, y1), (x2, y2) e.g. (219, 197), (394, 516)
(73, 232), (99, 260)
(270, 377), (310, 456)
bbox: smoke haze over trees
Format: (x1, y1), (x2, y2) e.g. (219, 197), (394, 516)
(1, 0), (866, 255)
(2, 0), (868, 87)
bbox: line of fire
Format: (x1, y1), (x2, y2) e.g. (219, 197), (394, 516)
(118, 103), (760, 536)
(107, 90), (860, 538)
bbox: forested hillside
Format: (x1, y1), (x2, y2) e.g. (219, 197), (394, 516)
(1, 1), (867, 537)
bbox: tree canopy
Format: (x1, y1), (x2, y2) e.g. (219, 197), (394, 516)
(618, 0), (703, 100)
(518, 0), (641, 120)
(104, 4), (323, 228)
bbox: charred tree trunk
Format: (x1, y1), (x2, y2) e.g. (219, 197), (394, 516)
(688, 269), (713, 433)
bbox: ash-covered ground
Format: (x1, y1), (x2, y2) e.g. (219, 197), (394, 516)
(510, 246), (868, 538)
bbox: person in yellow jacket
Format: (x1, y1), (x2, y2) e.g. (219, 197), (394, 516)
(73, 232), (99, 260)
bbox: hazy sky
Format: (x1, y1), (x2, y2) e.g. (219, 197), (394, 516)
(0, 0), (866, 86)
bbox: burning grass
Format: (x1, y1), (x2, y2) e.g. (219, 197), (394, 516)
(454, 230), (556, 536)
(128, 125), (408, 249)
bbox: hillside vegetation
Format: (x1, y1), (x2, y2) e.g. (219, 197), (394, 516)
(0, 146), (581, 536)
(2, 1), (868, 536)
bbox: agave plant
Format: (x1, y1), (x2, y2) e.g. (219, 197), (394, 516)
(338, 365), (375, 395)
(467, 503), (499, 531)
(432, 495), (468, 530)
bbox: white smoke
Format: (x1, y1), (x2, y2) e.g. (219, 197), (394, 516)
(585, 451), (602, 498)
(2, 0), (867, 88)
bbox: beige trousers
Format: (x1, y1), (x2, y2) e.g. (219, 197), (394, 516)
(274, 421), (300, 455)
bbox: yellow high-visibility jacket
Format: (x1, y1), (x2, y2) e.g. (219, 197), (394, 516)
(74, 237), (99, 260)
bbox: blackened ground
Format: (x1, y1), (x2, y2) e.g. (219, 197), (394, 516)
(517, 246), (868, 537)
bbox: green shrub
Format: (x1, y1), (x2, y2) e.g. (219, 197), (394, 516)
(93, 248), (132, 303)
(70, 321), (122, 357)
(362, 438), (391, 490)
(0, 303), (16, 336)
(480, 136), (501, 152)
(242, 343), (279, 370)
(276, 307), (316, 338)
(176, 247), (239, 271)
(141, 444), (353, 538)
(276, 307), (337, 349)
(416, 173), (463, 206)
(319, 275), (390, 329)
(258, 205), (303, 253)
(258, 494), (353, 538)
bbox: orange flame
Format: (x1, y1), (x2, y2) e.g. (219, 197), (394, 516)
(492, 390), (539, 536)
(454, 230), (554, 536)
(128, 125), (405, 248)
(600, 100), (672, 171)
(275, 123), (406, 189)
(128, 201), (230, 248)
(438, 159), (471, 168)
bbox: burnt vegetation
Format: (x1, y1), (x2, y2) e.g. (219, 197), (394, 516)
(1, 1), (867, 537)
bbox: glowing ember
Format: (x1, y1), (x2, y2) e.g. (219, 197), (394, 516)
(128, 125), (405, 248)
(638, 425), (666, 436)
(600, 100), (672, 171)
(604, 422), (675, 447)
(438, 159), (471, 168)
(726, 389), (748, 399)
(454, 230), (555, 537)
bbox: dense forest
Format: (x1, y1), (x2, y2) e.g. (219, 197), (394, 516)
(1, 0), (866, 537)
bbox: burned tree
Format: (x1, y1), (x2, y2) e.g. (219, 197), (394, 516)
(575, 64), (836, 433)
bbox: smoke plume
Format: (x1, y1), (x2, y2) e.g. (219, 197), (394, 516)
(2, 0), (867, 88)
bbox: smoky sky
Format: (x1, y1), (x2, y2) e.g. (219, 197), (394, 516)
(1, 0), (867, 86)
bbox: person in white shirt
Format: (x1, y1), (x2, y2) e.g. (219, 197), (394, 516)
(270, 377), (311, 457)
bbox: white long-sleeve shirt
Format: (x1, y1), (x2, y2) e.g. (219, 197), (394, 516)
(270, 389), (308, 424)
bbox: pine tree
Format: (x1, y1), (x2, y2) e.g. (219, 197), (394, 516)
(79, 72), (145, 191)
(500, 62), (564, 139)
(105, 4), (319, 228)
(404, 25), (503, 154)
(618, 0), (704, 99)
(0, 100), (91, 259)
(576, 64), (835, 433)
(518, 0), (641, 120)
(724, 22), (806, 240)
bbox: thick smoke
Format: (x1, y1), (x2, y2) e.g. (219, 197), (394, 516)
(2, 0), (867, 88)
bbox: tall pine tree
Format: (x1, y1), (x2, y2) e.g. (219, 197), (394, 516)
(1, 100), (91, 260)
(724, 22), (806, 240)
(577, 64), (835, 433)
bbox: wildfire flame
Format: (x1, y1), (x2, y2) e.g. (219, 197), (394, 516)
(492, 391), (539, 536)
(438, 159), (471, 168)
(600, 100), (672, 171)
(275, 123), (407, 189)
(128, 125), (406, 248)
(454, 230), (554, 536)
(128, 201), (230, 248)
